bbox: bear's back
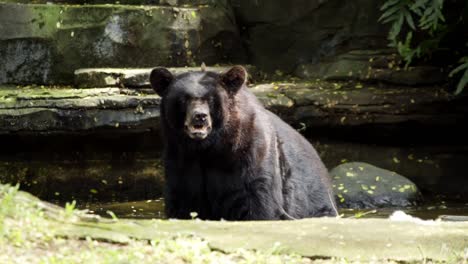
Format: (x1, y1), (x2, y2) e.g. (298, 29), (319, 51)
(239, 88), (337, 217)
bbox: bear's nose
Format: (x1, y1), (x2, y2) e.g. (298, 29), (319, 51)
(193, 113), (208, 123)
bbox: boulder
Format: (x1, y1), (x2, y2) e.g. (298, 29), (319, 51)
(230, 0), (388, 72)
(295, 50), (445, 86)
(0, 2), (245, 84)
(251, 81), (466, 128)
(74, 65), (259, 88)
(316, 140), (468, 199)
(2, 81), (466, 134)
(0, 87), (160, 133)
(0, 0), (220, 5)
(330, 162), (422, 208)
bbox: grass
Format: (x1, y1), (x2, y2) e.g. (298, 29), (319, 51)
(0, 184), (311, 264)
(1, 183), (466, 264)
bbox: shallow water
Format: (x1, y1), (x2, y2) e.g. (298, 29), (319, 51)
(77, 199), (468, 221)
(340, 201), (468, 220)
(81, 199), (166, 219)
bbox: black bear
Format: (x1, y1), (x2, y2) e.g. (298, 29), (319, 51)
(150, 66), (338, 220)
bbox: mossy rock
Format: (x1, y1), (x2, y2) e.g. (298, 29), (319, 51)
(0, 2), (244, 84)
(230, 0), (388, 72)
(295, 50), (445, 86)
(73, 65), (259, 88)
(0, 0), (220, 5)
(331, 162), (423, 208)
(0, 86), (163, 135)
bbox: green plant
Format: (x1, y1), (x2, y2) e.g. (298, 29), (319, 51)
(379, 0), (467, 94)
(379, 0), (446, 64)
(449, 55), (468, 95)
(64, 200), (76, 218)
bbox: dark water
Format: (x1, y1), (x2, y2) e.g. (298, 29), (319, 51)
(340, 202), (468, 220)
(81, 199), (166, 219)
(77, 199), (468, 221)
(3, 133), (468, 221)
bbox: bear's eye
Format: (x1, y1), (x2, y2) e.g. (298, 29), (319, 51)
(172, 96), (186, 114)
(202, 94), (212, 103)
(177, 95), (187, 105)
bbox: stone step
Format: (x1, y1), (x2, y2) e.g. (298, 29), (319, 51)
(295, 50), (446, 86)
(0, 86), (160, 133)
(74, 65), (259, 88)
(0, 0), (217, 5)
(0, 82), (465, 134)
(0, 2), (244, 85)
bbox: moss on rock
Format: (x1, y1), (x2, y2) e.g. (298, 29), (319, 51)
(330, 162), (422, 208)
(0, 2), (244, 84)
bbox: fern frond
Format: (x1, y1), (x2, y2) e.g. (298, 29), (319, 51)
(419, 0), (445, 31)
(404, 9), (416, 30)
(381, 0), (401, 11)
(449, 57), (468, 95)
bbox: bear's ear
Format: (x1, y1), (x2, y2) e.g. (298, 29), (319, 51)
(150, 68), (174, 97)
(220, 66), (247, 94)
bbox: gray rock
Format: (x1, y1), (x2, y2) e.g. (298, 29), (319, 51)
(253, 81), (462, 128)
(316, 140), (468, 199)
(74, 66), (259, 88)
(231, 0), (388, 72)
(1, 81), (464, 133)
(0, 87), (160, 133)
(295, 50), (445, 85)
(0, 2), (244, 85)
(0, 39), (55, 85)
(0, 0), (220, 5)
(330, 162), (422, 208)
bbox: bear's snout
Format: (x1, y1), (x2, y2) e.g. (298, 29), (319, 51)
(184, 100), (212, 140)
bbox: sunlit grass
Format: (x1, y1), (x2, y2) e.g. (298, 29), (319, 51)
(0, 184), (309, 264)
(1, 184), (466, 264)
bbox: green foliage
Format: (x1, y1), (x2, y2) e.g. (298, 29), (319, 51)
(379, 0), (416, 41)
(106, 210), (119, 221)
(64, 200), (76, 218)
(0, 184), (19, 236)
(379, 0), (446, 60)
(379, 0), (467, 94)
(396, 32), (420, 67)
(418, 0), (445, 31)
(449, 56), (468, 95)
(0, 183), (309, 263)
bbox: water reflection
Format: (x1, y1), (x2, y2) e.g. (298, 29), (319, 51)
(80, 199), (166, 219)
(75, 198), (468, 221)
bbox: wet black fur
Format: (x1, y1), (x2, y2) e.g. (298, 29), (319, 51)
(152, 68), (338, 220)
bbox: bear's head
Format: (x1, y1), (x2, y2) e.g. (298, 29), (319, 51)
(150, 66), (247, 142)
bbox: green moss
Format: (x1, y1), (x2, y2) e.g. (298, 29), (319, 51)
(0, 0), (216, 5)
(1, 2), (239, 84)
